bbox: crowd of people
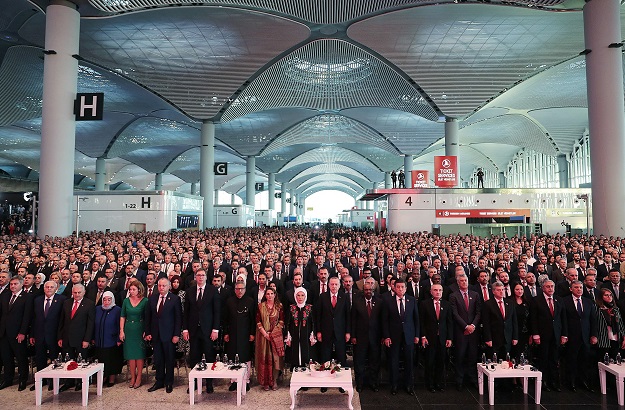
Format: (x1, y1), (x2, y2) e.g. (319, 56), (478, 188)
(0, 226), (623, 398)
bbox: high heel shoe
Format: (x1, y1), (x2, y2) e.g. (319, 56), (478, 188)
(129, 380), (135, 388)
(134, 382), (142, 389)
(271, 383), (278, 391)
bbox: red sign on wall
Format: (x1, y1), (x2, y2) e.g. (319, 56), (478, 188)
(434, 156), (458, 188)
(436, 209), (530, 218)
(411, 170), (429, 188)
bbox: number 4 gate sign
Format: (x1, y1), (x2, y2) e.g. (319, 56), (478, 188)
(434, 156), (457, 188)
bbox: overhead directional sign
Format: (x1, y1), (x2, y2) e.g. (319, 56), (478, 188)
(214, 162), (228, 175)
(74, 93), (104, 121)
(255, 182), (264, 191)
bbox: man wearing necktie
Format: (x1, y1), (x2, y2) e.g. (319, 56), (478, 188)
(182, 270), (220, 394)
(57, 284), (95, 392)
(351, 283), (382, 392)
(382, 279), (419, 396)
(530, 279), (567, 392)
(562, 281), (597, 392)
(481, 281), (518, 362)
(315, 277), (351, 372)
(30, 281), (66, 391)
(601, 269), (624, 302)
(0, 276), (33, 391)
(420, 284), (452, 393)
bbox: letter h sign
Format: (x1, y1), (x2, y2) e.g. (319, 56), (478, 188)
(74, 93), (104, 121)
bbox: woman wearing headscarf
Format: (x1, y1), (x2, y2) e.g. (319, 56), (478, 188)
(285, 287), (316, 370)
(94, 291), (123, 387)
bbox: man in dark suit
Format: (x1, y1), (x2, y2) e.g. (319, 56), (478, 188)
(382, 279), (419, 395)
(315, 276), (351, 370)
(29, 280), (66, 391)
(0, 276), (33, 391)
(449, 274), (481, 390)
(351, 282), (382, 392)
(481, 281), (518, 359)
(582, 273), (600, 302)
(420, 284), (452, 392)
(530, 279), (568, 391)
(562, 280), (597, 392)
(146, 278), (182, 393)
(57, 284), (95, 391)
(85, 276), (111, 306)
(601, 269), (625, 302)
(471, 270), (492, 304)
(182, 270), (220, 394)
(308, 267), (329, 307)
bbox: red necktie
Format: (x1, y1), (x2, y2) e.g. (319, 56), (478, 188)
(463, 292), (469, 310)
(71, 300), (79, 319)
(482, 286), (489, 301)
(321, 283), (326, 294)
(548, 297), (554, 316)
(435, 300), (440, 320)
(148, 288), (152, 298)
(331, 294), (337, 308)
(498, 300), (505, 319)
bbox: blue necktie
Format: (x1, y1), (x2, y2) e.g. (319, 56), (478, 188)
(576, 298), (583, 316)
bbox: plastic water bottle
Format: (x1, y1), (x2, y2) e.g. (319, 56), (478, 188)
(234, 354), (240, 365)
(223, 354), (228, 364)
(520, 353), (525, 365)
(57, 353), (63, 363)
(492, 353), (497, 363)
(309, 359), (314, 371)
(201, 354), (207, 366)
(77, 353), (83, 363)
(482, 353), (486, 365)
(604, 352), (610, 365)
(618, 353), (622, 365)
(505, 352), (510, 362)
(64, 353), (70, 362)
(215, 354), (220, 364)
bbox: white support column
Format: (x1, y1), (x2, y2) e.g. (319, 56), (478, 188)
(584, 0), (625, 236)
(403, 155), (413, 188)
(268, 173), (275, 211)
(557, 154), (569, 188)
(95, 157), (106, 191)
(281, 184), (287, 216)
(385, 172), (391, 189)
(445, 117), (459, 188)
(214, 189), (219, 205)
(38, 1), (80, 238)
(200, 120), (215, 229)
(231, 193), (236, 205)
(289, 190), (295, 216)
(154, 173), (163, 191)
(190, 182), (197, 195)
(499, 172), (506, 188)
(246, 156), (255, 207)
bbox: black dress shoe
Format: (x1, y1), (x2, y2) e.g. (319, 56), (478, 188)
(30, 385), (37, 391)
(75, 382), (82, 391)
(59, 384), (73, 392)
(166, 385), (173, 393)
(147, 384), (163, 392)
(371, 385), (379, 392)
(551, 384), (561, 392)
(542, 383), (551, 392)
(229, 382), (237, 391)
(0, 382), (12, 390)
(48, 383), (54, 391)
(581, 382), (594, 393)
(356, 385), (363, 393)
(338, 387), (345, 393)
(320, 387), (328, 393)
(456, 384), (463, 392)
(428, 387), (436, 392)
(206, 384), (214, 394)
(300, 386), (308, 391)
(18, 382), (27, 391)
(406, 387), (415, 396)
(437, 386), (445, 392)
(391, 387), (398, 395)
(569, 384), (577, 392)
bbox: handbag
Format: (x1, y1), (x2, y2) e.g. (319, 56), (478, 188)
(269, 329), (285, 357)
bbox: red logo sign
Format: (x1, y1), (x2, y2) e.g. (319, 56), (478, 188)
(436, 209), (530, 218)
(411, 170), (429, 188)
(434, 156), (457, 188)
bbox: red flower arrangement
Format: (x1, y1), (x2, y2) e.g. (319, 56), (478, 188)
(66, 361), (78, 371)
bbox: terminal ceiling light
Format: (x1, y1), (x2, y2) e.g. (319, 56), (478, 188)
(283, 57), (374, 86)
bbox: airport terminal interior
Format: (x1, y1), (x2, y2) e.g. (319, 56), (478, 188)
(1, 0), (625, 409)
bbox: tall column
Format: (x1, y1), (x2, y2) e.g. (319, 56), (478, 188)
(246, 156), (255, 207)
(190, 182), (197, 195)
(200, 120), (215, 229)
(557, 154), (570, 188)
(281, 184), (287, 216)
(231, 193), (236, 205)
(584, 0), (625, 236)
(403, 155), (413, 188)
(289, 190), (295, 216)
(498, 172), (507, 188)
(300, 197), (305, 219)
(154, 173), (163, 190)
(268, 173), (275, 211)
(94, 157), (106, 191)
(385, 172), (391, 188)
(38, 2), (80, 238)
(214, 189), (219, 205)
(445, 117), (459, 188)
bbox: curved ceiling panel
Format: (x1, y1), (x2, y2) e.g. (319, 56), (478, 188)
(263, 114), (401, 156)
(221, 39), (439, 122)
(0, 125), (40, 149)
(120, 145), (194, 173)
(300, 180), (357, 196)
(289, 163), (370, 186)
(107, 117), (199, 158)
(349, 5), (585, 117)
(216, 108), (316, 156)
(280, 146), (379, 173)
(58, 8), (309, 120)
(291, 173), (365, 192)
(342, 107), (443, 155)
(528, 107), (588, 155)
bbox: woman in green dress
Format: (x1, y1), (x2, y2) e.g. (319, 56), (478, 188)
(119, 279), (148, 388)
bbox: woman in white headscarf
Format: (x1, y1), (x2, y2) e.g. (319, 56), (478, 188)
(284, 287), (316, 369)
(94, 291), (123, 387)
